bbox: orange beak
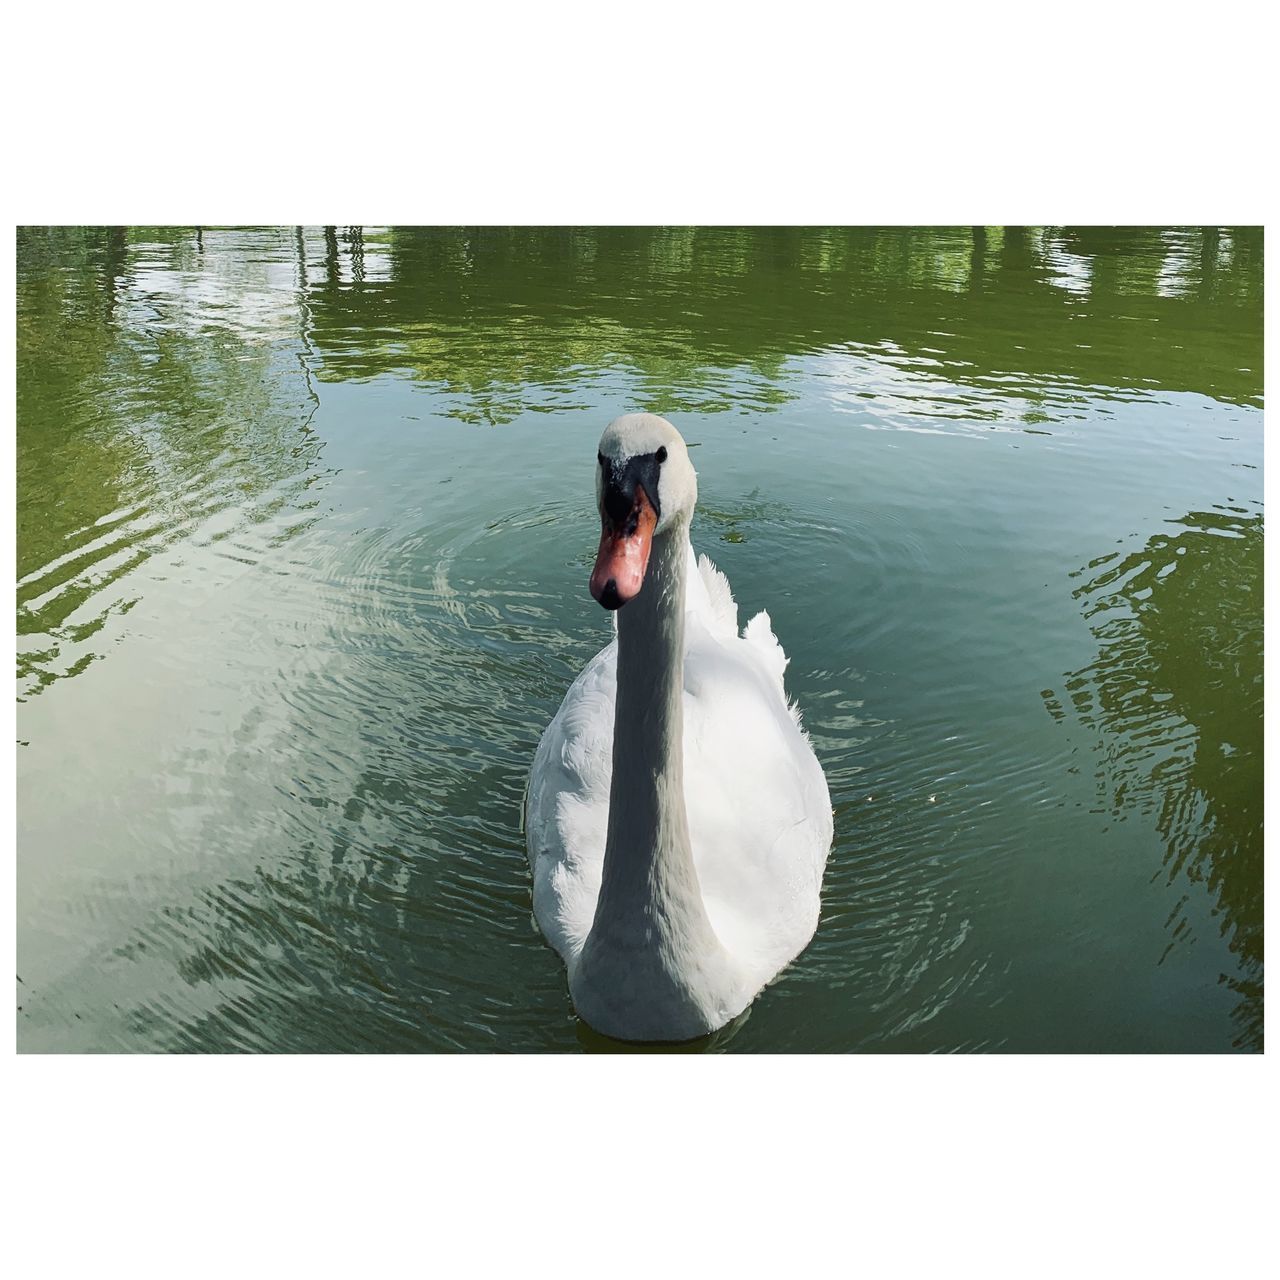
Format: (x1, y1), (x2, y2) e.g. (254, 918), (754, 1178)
(590, 485), (657, 610)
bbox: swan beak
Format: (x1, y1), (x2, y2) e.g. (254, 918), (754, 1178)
(590, 485), (657, 610)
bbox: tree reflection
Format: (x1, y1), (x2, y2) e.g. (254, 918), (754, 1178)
(16, 226), (329, 700)
(298, 226), (1263, 423)
(1045, 506), (1263, 1049)
(16, 228), (143, 563)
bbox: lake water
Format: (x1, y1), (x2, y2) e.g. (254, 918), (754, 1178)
(16, 226), (1263, 1053)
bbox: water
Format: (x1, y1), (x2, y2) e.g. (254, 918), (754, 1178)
(16, 226), (1263, 1053)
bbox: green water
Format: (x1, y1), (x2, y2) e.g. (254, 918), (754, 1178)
(16, 226), (1263, 1053)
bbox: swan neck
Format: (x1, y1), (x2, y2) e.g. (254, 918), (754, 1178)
(616, 522), (687, 738)
(593, 520), (708, 925)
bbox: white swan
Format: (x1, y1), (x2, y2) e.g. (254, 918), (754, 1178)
(526, 414), (833, 1042)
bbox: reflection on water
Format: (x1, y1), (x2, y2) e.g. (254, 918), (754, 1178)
(307, 222), (1259, 396)
(17, 227), (329, 703)
(16, 226), (1263, 1053)
(1043, 505), (1263, 1050)
(301, 224), (1263, 412)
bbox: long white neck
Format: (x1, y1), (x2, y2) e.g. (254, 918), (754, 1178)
(588, 519), (720, 952)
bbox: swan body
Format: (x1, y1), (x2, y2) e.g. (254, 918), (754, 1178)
(526, 414), (832, 1041)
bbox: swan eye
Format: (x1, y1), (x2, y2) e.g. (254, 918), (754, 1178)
(655, 446), (668, 463)
(598, 452), (606, 467)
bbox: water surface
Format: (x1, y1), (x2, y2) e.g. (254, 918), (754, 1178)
(16, 226), (1263, 1052)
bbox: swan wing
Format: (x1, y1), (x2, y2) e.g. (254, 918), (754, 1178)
(690, 549), (739, 639)
(526, 638), (616, 964)
(681, 604), (832, 983)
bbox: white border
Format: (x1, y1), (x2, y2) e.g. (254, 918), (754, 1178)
(5, 2), (1274, 1276)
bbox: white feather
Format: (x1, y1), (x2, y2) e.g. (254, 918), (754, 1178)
(526, 543), (833, 1035)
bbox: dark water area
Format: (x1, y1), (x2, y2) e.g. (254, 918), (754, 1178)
(16, 225), (1263, 1052)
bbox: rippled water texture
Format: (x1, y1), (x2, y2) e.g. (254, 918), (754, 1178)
(16, 226), (1263, 1052)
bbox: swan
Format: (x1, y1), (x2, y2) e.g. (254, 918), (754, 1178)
(525, 414), (833, 1041)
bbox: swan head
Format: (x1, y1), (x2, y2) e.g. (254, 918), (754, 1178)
(589, 413), (697, 610)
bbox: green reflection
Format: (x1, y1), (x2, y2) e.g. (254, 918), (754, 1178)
(1046, 507), (1263, 1049)
(300, 226), (1263, 419)
(16, 225), (327, 701)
